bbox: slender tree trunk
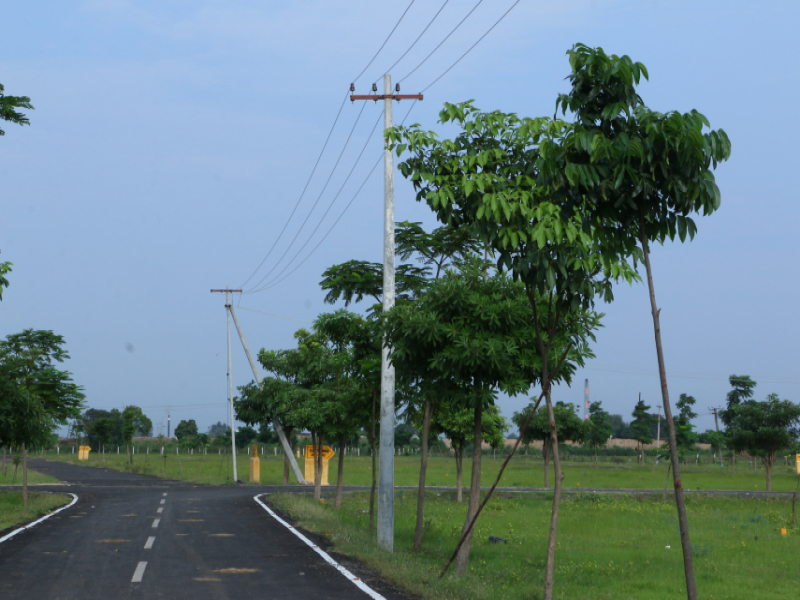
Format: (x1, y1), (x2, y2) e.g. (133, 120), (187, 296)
(543, 442), (549, 489)
(2, 446), (6, 476)
(22, 443), (28, 507)
(369, 390), (377, 531)
(456, 446), (463, 503)
(639, 219), (697, 600)
(543, 386), (564, 600)
(455, 403), (482, 574)
(413, 400), (432, 550)
(312, 432), (322, 501)
(525, 445), (528, 466)
(335, 434), (345, 508)
(282, 425), (293, 485)
(764, 455), (772, 492)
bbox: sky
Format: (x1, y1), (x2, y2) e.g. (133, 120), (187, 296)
(2, 0), (799, 438)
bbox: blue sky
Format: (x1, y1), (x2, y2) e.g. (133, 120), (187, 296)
(2, 0), (798, 436)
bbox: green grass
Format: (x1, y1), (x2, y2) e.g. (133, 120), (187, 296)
(43, 450), (800, 493)
(269, 490), (800, 600)
(0, 491), (71, 531)
(0, 462), (59, 485)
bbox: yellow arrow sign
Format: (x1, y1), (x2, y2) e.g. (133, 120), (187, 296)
(306, 445), (335, 460)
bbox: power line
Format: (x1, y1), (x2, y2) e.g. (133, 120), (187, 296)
(238, 90), (350, 289)
(421, 0), (522, 93)
(243, 101), (370, 292)
(374, 0), (451, 84)
(253, 101), (420, 293)
(246, 107), (386, 294)
(583, 365), (800, 386)
(352, 0), (417, 83)
(397, 0), (484, 85)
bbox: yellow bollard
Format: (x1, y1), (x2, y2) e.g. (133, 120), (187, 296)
(249, 444), (260, 483)
(304, 444), (335, 486)
(780, 528), (787, 536)
(795, 453), (800, 475)
(78, 445), (91, 460)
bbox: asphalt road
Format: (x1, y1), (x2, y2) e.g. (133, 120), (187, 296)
(0, 460), (413, 600)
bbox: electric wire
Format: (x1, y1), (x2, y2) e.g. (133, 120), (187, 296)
(243, 101), (369, 293)
(373, 0), (451, 84)
(583, 365), (800, 386)
(246, 107), (386, 294)
(420, 0), (522, 93)
(253, 100), (419, 293)
(352, 0), (417, 83)
(238, 90), (349, 289)
(397, 0), (484, 85)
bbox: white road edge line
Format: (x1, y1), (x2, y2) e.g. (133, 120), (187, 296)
(254, 494), (385, 600)
(162, 493), (167, 497)
(144, 536), (155, 549)
(0, 493), (79, 545)
(152, 518), (160, 528)
(131, 561), (148, 583)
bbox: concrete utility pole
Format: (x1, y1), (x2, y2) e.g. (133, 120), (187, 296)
(211, 288), (241, 482)
(227, 304), (306, 484)
(350, 76), (422, 551)
(656, 405), (662, 465)
(583, 379), (590, 420)
(711, 407), (723, 467)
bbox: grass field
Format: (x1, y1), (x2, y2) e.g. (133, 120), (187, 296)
(268, 490), (800, 600)
(0, 491), (71, 531)
(43, 450), (800, 492)
(0, 462), (59, 486)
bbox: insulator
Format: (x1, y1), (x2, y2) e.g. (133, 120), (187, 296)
(350, 83), (355, 92)
(395, 83), (400, 92)
(372, 83), (377, 92)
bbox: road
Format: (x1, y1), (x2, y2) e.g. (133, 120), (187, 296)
(0, 460), (411, 600)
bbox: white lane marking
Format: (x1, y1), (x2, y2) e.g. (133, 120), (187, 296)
(157, 507), (163, 514)
(162, 493), (167, 497)
(144, 536), (155, 549)
(253, 494), (385, 600)
(152, 518), (160, 528)
(131, 561), (148, 583)
(160, 499), (165, 505)
(0, 493), (79, 545)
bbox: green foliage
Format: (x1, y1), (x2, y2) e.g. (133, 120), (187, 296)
(122, 405), (153, 437)
(512, 401), (587, 447)
(722, 395), (800, 466)
(630, 398), (653, 447)
(726, 375), (756, 410)
(585, 401), (613, 451)
(675, 394), (698, 450)
(0, 251), (11, 301)
(174, 419), (199, 441)
(434, 404), (507, 453)
(235, 426), (257, 448)
(0, 83), (33, 136)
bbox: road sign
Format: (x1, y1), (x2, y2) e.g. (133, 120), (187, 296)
(305, 445), (335, 460)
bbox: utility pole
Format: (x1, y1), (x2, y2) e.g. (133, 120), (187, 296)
(227, 304), (306, 484)
(350, 76), (422, 551)
(211, 288), (241, 482)
(583, 379), (589, 420)
(656, 405), (662, 465)
(711, 407), (723, 467)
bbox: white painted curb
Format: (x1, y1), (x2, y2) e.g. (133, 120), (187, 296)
(254, 494), (386, 600)
(0, 493), (78, 545)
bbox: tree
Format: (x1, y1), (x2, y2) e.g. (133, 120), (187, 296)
(722, 395), (800, 491)
(434, 404), (506, 502)
(0, 330), (83, 505)
(122, 411), (135, 465)
(208, 421), (229, 437)
(0, 251), (11, 301)
(385, 260), (595, 573)
(550, 44), (731, 599)
(235, 426), (258, 449)
(174, 419), (198, 441)
(585, 401), (613, 466)
(391, 103), (624, 591)
(630, 398), (653, 464)
(722, 375), (756, 473)
(675, 394), (698, 455)
(513, 401), (587, 486)
(122, 405), (153, 437)
(0, 83), (33, 136)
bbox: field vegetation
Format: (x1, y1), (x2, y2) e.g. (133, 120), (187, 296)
(0, 491), (70, 531)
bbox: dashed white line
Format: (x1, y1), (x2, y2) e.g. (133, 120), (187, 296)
(160, 499), (165, 505)
(254, 494), (385, 600)
(131, 561), (148, 583)
(157, 507), (163, 514)
(152, 518), (160, 528)
(162, 493), (167, 496)
(144, 536), (155, 549)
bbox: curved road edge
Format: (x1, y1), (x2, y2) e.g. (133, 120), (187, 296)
(0, 493), (78, 545)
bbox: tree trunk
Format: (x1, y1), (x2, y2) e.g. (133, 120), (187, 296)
(369, 389), (377, 532)
(282, 425), (293, 485)
(22, 443), (28, 507)
(543, 442), (549, 489)
(543, 388), (564, 600)
(413, 400), (432, 550)
(764, 455), (772, 492)
(335, 434), (346, 509)
(639, 218), (697, 600)
(311, 431), (322, 501)
(594, 448), (598, 468)
(456, 446), (463, 503)
(455, 403), (482, 574)
(2, 446), (6, 476)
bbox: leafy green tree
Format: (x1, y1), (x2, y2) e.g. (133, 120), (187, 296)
(0, 83), (33, 136)
(0, 251), (11, 301)
(726, 375), (757, 408)
(513, 401), (587, 486)
(0, 329), (83, 505)
(550, 44), (731, 598)
(675, 394), (698, 454)
(235, 426), (257, 449)
(122, 405), (153, 437)
(122, 411), (135, 465)
(585, 401), (613, 467)
(608, 414), (633, 439)
(207, 421), (228, 437)
(91, 418), (114, 459)
(722, 395), (800, 491)
(174, 419), (198, 441)
(434, 404), (506, 502)
(630, 398), (653, 464)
